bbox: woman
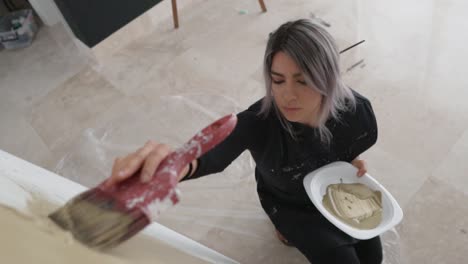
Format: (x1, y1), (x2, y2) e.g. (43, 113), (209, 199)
(106, 19), (382, 264)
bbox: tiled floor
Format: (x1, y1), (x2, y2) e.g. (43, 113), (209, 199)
(1, 0), (468, 263)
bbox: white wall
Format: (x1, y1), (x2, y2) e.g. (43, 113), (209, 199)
(28, 0), (62, 26)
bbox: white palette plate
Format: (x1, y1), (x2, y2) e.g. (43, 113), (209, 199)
(303, 161), (403, 240)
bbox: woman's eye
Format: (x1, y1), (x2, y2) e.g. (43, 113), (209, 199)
(272, 80), (284, 84)
(297, 80), (307, 85)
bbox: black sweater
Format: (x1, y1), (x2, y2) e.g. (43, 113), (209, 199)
(183, 91), (378, 206)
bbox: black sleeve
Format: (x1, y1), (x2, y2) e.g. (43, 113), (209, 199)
(342, 98), (378, 161)
(180, 110), (262, 181)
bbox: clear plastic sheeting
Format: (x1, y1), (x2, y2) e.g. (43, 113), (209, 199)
(54, 93), (403, 263)
(382, 228), (403, 264)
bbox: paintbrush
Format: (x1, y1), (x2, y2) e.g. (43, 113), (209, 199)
(49, 114), (238, 250)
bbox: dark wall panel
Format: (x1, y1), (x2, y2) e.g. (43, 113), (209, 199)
(54, 0), (163, 47)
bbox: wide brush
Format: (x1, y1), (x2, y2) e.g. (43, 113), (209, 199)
(49, 114), (237, 250)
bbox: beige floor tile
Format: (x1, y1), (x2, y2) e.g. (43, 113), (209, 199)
(433, 128), (468, 196)
(0, 100), (53, 169)
(363, 146), (429, 208)
(342, 0), (468, 173)
(397, 177), (468, 264)
(94, 31), (190, 96)
(356, 72), (468, 173)
(0, 27), (88, 112)
(51, 96), (155, 186)
(30, 67), (124, 159)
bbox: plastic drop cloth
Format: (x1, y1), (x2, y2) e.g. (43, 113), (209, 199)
(54, 93), (403, 264)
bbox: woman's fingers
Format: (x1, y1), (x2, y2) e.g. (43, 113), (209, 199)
(351, 158), (367, 177)
(106, 140), (159, 186)
(123, 140), (158, 176)
(358, 167), (367, 177)
(140, 144), (171, 183)
(106, 156), (131, 187)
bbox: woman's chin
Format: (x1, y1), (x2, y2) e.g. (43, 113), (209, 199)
(282, 112), (302, 123)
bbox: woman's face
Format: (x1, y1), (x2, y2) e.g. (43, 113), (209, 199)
(271, 51), (322, 126)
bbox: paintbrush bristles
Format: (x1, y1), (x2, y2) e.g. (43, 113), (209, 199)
(49, 191), (147, 250)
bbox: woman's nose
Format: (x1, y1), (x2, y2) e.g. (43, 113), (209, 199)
(282, 82), (297, 101)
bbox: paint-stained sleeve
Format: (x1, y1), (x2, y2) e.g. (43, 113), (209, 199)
(180, 109), (262, 181)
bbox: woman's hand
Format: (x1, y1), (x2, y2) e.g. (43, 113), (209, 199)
(351, 157), (367, 177)
(104, 140), (175, 187)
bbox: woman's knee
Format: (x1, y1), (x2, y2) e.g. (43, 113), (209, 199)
(355, 236), (383, 264)
(359, 248), (383, 264)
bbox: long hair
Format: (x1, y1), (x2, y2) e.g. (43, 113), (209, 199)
(259, 19), (356, 144)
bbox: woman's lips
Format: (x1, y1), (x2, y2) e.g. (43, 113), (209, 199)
(283, 107), (301, 112)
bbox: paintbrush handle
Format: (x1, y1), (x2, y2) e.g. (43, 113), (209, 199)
(99, 114), (237, 217)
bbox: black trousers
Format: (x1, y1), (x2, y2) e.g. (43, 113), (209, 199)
(309, 236), (382, 264)
(258, 189), (383, 264)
